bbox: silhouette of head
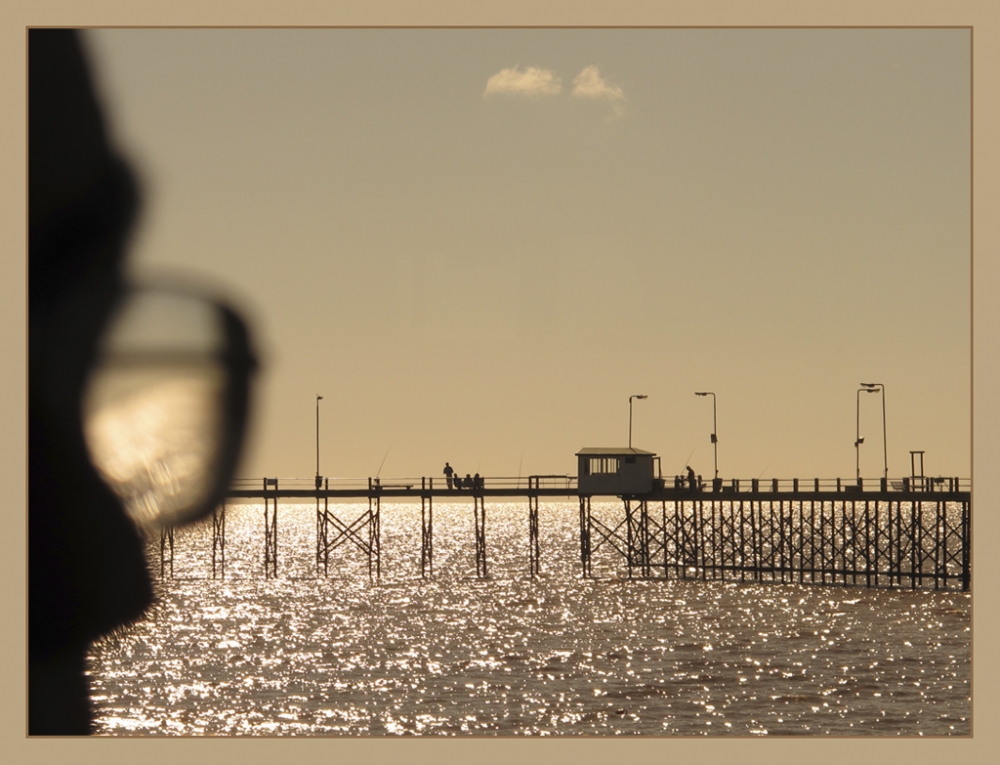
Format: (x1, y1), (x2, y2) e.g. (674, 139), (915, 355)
(29, 30), (255, 735)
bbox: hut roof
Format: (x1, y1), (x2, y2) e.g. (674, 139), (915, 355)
(576, 447), (656, 456)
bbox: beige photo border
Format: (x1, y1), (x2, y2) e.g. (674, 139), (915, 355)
(3, 1), (996, 763)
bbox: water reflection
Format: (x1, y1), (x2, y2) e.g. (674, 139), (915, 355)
(88, 502), (971, 735)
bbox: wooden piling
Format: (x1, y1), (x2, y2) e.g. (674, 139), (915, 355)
(212, 503), (226, 580)
(473, 494), (487, 579)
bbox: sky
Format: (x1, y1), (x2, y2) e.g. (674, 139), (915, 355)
(83, 27), (972, 484)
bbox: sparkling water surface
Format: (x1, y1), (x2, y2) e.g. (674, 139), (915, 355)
(87, 502), (971, 736)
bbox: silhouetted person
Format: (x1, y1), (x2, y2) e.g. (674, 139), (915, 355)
(473, 472), (483, 491)
(465, 474), (473, 491)
(443, 462), (454, 489)
(454, 474), (463, 490)
(29, 30), (253, 735)
(686, 466), (697, 492)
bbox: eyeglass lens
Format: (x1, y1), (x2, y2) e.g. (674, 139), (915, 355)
(82, 287), (242, 530)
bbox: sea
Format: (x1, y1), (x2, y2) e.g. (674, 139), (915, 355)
(86, 500), (971, 736)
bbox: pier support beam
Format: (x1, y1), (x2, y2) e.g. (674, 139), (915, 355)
(473, 495), (488, 579)
(212, 503), (226, 579)
(579, 495), (592, 578)
(316, 495), (329, 576)
(159, 526), (174, 579)
(368, 495), (381, 582)
(263, 495), (278, 579)
(421, 492), (433, 579)
(528, 494), (540, 578)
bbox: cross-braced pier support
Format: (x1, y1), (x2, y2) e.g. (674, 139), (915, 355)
(589, 494), (970, 591)
(314, 495), (382, 581)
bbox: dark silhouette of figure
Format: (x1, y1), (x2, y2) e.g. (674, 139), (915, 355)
(443, 462), (454, 490)
(686, 466), (698, 492)
(454, 474), (463, 490)
(473, 472), (483, 491)
(465, 474), (473, 491)
(29, 30), (254, 735)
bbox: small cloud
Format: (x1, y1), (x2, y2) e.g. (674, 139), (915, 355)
(572, 65), (624, 101)
(484, 66), (562, 97)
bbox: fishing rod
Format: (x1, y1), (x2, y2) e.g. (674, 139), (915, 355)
(376, 446), (391, 479)
(681, 446), (696, 473)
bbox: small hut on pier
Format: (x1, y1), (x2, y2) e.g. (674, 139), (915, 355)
(576, 447), (659, 496)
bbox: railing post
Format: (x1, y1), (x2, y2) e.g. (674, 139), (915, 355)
(881, 477), (887, 492)
(752, 478), (758, 493)
(772, 478), (779, 493)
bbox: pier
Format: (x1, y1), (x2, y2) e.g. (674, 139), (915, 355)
(156, 473), (971, 592)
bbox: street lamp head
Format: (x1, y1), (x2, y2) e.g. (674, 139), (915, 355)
(695, 392), (708, 396)
(631, 394), (648, 401)
(860, 383), (881, 389)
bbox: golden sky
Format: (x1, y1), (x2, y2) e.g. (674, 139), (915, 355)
(85, 27), (971, 482)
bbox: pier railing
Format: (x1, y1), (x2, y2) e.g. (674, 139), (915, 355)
(670, 476), (970, 494)
(228, 475), (969, 495)
(229, 475), (579, 493)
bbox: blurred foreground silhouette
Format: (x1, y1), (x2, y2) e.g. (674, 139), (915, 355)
(29, 29), (255, 735)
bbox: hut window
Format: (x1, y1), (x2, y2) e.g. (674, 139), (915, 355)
(589, 457), (620, 474)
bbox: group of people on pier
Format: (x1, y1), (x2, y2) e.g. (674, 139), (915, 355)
(442, 462), (484, 491)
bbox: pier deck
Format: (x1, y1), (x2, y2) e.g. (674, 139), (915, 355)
(153, 475), (971, 592)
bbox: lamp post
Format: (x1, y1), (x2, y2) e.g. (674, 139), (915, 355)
(861, 382), (887, 479)
(315, 394), (323, 489)
(695, 391), (718, 479)
(628, 394), (648, 449)
(856, 387), (877, 480)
